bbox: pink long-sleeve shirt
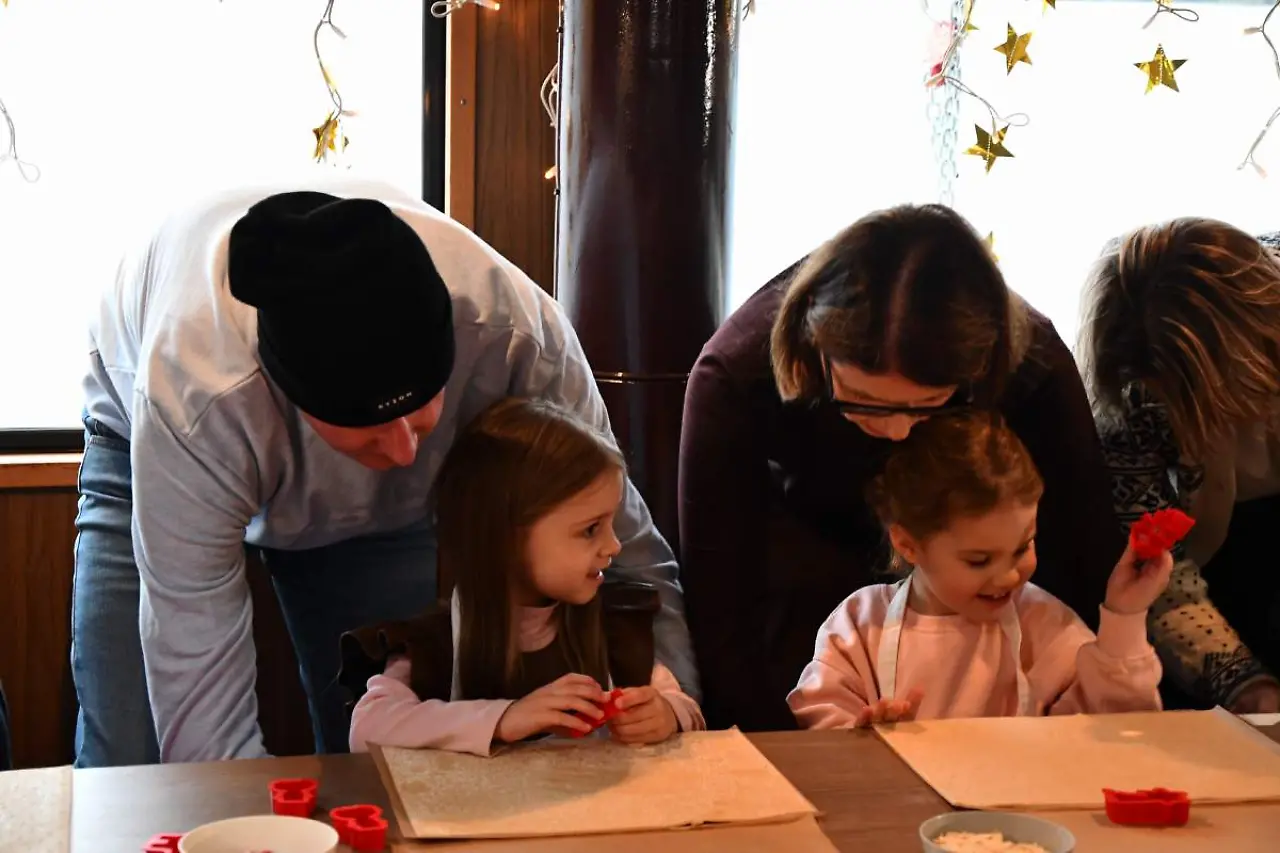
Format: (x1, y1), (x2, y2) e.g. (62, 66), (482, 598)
(349, 603), (704, 756)
(788, 581), (1163, 729)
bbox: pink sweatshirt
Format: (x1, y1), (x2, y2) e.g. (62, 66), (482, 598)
(788, 581), (1163, 728)
(349, 603), (705, 756)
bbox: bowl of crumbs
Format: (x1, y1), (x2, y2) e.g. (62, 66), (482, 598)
(178, 815), (339, 853)
(919, 811), (1075, 853)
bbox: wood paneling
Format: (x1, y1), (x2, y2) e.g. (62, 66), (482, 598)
(473, 0), (560, 292)
(0, 489), (78, 769)
(0, 487), (315, 768)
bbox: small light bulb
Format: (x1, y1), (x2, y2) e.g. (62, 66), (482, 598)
(476, 0), (501, 10)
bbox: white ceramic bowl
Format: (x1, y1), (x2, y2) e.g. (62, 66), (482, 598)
(919, 811), (1076, 853)
(177, 815), (339, 853)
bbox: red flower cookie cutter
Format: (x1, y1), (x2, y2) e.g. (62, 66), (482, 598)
(330, 803), (389, 851)
(1130, 508), (1196, 560)
(141, 834), (183, 853)
(268, 777), (319, 818)
(569, 688), (625, 738)
(1103, 787), (1191, 826)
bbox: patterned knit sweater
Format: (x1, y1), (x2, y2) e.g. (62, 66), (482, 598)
(1095, 232), (1280, 706)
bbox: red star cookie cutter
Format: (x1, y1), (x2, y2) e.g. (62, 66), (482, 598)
(1103, 787), (1191, 826)
(330, 804), (389, 851)
(268, 777), (319, 818)
(569, 688), (625, 738)
(141, 834), (183, 853)
(1130, 508), (1196, 560)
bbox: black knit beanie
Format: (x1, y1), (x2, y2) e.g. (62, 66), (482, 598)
(228, 191), (455, 427)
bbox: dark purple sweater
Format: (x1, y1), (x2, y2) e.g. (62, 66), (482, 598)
(677, 272), (1127, 731)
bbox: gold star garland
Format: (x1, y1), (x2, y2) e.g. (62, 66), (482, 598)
(994, 24), (1033, 74)
(1134, 44), (1187, 93)
(926, 0), (1028, 176)
(311, 0), (351, 164)
(1241, 0), (1280, 173)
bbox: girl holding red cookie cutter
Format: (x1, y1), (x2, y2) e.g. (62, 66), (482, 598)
(341, 399), (703, 756)
(789, 413), (1178, 729)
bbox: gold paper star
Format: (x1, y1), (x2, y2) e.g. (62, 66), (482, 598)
(962, 0), (978, 31)
(984, 233), (999, 262)
(1043, 0), (1056, 9)
(965, 124), (1014, 172)
(1134, 45), (1186, 93)
(994, 25), (1033, 74)
(312, 111), (349, 162)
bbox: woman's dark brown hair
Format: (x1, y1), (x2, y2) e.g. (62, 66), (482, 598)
(434, 397), (625, 700)
(771, 204), (1028, 407)
(867, 413), (1044, 541)
(1078, 219), (1280, 460)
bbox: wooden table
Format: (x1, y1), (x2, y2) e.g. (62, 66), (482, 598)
(70, 726), (1280, 853)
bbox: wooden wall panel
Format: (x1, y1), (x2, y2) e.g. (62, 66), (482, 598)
(0, 489), (78, 770)
(0, 488), (316, 768)
(473, 0), (560, 293)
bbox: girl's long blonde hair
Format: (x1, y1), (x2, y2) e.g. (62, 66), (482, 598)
(434, 397), (624, 700)
(1078, 219), (1280, 458)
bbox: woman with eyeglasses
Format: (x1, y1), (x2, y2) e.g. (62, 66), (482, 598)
(678, 204), (1123, 731)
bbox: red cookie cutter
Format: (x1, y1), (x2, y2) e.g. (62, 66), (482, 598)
(569, 688), (625, 738)
(1130, 508), (1196, 560)
(330, 804), (389, 851)
(269, 777), (319, 818)
(142, 834), (183, 853)
(1103, 787), (1191, 826)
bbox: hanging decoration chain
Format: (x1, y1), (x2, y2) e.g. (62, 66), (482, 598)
(431, 0), (499, 18)
(1240, 0), (1280, 174)
(927, 0), (966, 206)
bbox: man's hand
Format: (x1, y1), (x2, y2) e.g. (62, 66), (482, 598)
(607, 686), (679, 745)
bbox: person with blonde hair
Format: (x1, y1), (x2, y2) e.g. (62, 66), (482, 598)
(679, 203), (1127, 731)
(1078, 219), (1280, 714)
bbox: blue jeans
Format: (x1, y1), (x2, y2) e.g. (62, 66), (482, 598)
(71, 415), (438, 768)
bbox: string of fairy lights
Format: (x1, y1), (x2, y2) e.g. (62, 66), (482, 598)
(0, 1), (1275, 181)
(919, 0), (1280, 179)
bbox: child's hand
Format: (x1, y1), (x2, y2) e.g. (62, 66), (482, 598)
(1104, 543), (1175, 615)
(854, 688), (923, 728)
(607, 686), (679, 745)
(495, 673), (606, 743)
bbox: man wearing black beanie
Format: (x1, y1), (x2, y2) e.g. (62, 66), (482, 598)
(73, 180), (698, 767)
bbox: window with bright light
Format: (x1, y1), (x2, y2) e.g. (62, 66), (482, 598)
(0, 0), (427, 433)
(730, 0), (1278, 350)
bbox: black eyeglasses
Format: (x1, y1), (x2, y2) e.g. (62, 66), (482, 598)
(822, 355), (974, 418)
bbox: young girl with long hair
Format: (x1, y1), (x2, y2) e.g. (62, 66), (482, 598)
(341, 398), (702, 755)
(788, 413), (1174, 727)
